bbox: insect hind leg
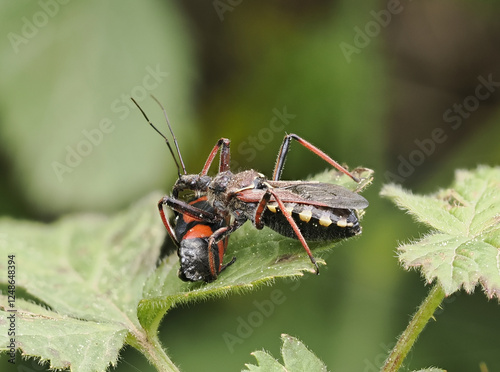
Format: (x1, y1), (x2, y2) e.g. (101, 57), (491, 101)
(272, 133), (360, 183)
(267, 189), (320, 275)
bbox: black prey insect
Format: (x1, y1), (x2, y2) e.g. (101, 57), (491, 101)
(132, 97), (368, 282)
(132, 97), (233, 282)
(171, 194), (233, 282)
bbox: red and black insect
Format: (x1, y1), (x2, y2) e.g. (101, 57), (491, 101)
(172, 195), (234, 282)
(132, 97), (234, 282)
(133, 97), (368, 282)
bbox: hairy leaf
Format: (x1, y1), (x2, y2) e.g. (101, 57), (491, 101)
(381, 166), (500, 299)
(243, 334), (327, 372)
(0, 193), (165, 371)
(0, 297), (126, 371)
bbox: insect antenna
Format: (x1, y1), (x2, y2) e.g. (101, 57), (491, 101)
(150, 95), (187, 175)
(131, 97), (184, 177)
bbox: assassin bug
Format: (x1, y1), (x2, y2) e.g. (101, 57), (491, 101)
(133, 97), (368, 281)
(197, 136), (368, 275)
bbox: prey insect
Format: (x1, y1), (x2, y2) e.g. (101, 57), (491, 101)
(132, 97), (233, 282)
(172, 195), (234, 282)
(133, 97), (368, 282)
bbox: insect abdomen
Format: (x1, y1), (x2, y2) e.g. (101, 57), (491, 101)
(262, 203), (361, 240)
(174, 196), (227, 282)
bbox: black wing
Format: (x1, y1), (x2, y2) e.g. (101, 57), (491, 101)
(268, 181), (369, 210)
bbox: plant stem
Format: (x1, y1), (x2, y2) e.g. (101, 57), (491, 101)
(381, 283), (446, 372)
(128, 331), (180, 372)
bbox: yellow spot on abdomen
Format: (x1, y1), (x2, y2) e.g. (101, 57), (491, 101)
(298, 210), (312, 222)
(267, 204), (277, 213)
(319, 214), (332, 227)
(336, 218), (347, 228)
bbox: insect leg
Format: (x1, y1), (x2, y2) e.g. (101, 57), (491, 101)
(207, 219), (245, 250)
(157, 197), (179, 246)
(272, 133), (360, 183)
(207, 220), (245, 276)
(267, 189), (320, 274)
(219, 256), (237, 273)
(200, 138), (231, 175)
(158, 196), (221, 247)
(254, 191), (272, 229)
(160, 196), (220, 223)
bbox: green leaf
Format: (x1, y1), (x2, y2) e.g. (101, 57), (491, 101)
(244, 351), (286, 372)
(281, 334), (328, 372)
(411, 368), (447, 372)
(0, 193), (166, 371)
(0, 297), (126, 371)
(137, 168), (373, 330)
(243, 334), (327, 372)
(381, 165), (500, 299)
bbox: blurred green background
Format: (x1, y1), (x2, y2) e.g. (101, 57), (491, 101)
(1, 0), (500, 371)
